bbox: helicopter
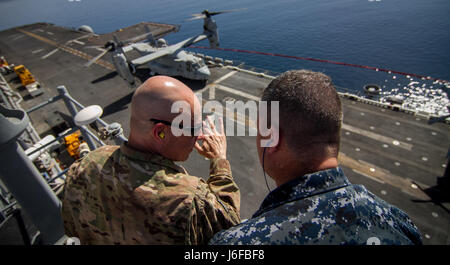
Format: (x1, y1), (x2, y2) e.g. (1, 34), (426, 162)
(85, 9), (245, 86)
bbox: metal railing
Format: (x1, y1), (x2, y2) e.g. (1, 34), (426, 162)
(0, 74), (127, 244)
(26, 85), (127, 147)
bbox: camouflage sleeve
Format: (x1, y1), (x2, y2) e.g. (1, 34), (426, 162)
(61, 160), (82, 239)
(189, 158), (241, 244)
(207, 158), (240, 212)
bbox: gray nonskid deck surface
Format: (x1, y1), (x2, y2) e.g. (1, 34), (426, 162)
(0, 23), (449, 244)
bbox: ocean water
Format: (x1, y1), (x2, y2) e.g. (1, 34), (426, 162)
(1, 0), (449, 112)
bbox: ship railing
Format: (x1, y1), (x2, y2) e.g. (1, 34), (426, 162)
(0, 75), (127, 244)
(0, 73), (39, 142)
(232, 63), (281, 79)
(1, 73), (58, 211)
(193, 52), (282, 79)
(26, 85), (127, 149)
(19, 84), (127, 190)
(335, 85), (363, 96)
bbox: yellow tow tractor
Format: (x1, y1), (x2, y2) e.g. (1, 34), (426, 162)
(63, 130), (85, 160)
(13, 64), (43, 97)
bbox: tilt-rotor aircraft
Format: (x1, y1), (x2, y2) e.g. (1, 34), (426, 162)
(86, 9), (245, 86)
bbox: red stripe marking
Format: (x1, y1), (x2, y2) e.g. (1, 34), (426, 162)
(190, 46), (448, 83)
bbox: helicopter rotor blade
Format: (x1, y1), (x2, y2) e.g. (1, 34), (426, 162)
(84, 48), (110, 67)
(83, 45), (104, 50)
(209, 8), (247, 16)
(186, 14), (206, 21)
(186, 8), (247, 21)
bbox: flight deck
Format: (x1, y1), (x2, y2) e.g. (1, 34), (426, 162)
(0, 23), (448, 244)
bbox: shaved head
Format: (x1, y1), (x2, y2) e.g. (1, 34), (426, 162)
(128, 76), (201, 158)
(131, 76), (195, 129)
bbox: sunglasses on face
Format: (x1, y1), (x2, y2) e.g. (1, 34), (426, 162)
(150, 118), (202, 136)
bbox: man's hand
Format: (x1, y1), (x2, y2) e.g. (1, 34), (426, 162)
(195, 116), (227, 160)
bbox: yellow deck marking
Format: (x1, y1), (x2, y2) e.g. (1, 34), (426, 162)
(17, 28), (114, 71)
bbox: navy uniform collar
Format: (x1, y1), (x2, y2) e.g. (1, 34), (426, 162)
(253, 167), (351, 218)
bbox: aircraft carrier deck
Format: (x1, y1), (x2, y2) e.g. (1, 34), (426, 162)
(0, 23), (449, 244)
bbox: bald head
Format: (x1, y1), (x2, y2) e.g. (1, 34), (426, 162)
(128, 76), (201, 154)
(131, 76), (197, 121)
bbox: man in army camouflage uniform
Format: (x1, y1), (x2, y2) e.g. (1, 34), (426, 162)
(210, 70), (422, 245)
(62, 76), (240, 244)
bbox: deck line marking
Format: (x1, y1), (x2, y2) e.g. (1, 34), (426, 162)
(75, 34), (92, 40)
(72, 40), (85, 45)
(357, 159), (378, 169)
(12, 34), (25, 41)
(16, 28), (114, 70)
(209, 86), (215, 99)
(214, 84), (261, 101)
(213, 70), (237, 84)
(342, 123), (413, 151)
(66, 35), (91, 44)
(32, 48), (44, 54)
(352, 169), (386, 184)
(41, 48), (59, 59)
(195, 69), (237, 97)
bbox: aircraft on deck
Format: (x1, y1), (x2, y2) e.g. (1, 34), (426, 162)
(86, 9), (245, 86)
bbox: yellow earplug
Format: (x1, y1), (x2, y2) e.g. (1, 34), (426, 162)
(159, 131), (165, 139)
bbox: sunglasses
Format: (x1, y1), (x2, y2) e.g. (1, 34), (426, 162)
(150, 118), (202, 136)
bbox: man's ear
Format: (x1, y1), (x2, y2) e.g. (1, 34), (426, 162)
(266, 129), (282, 155)
(152, 124), (165, 142)
(260, 127), (280, 151)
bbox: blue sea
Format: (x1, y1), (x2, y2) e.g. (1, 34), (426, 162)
(1, 0), (449, 94)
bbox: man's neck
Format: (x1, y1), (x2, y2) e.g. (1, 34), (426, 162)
(314, 157), (339, 173)
(274, 157), (339, 187)
(127, 137), (158, 155)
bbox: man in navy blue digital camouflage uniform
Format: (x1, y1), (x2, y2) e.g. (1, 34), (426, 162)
(210, 70), (422, 245)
